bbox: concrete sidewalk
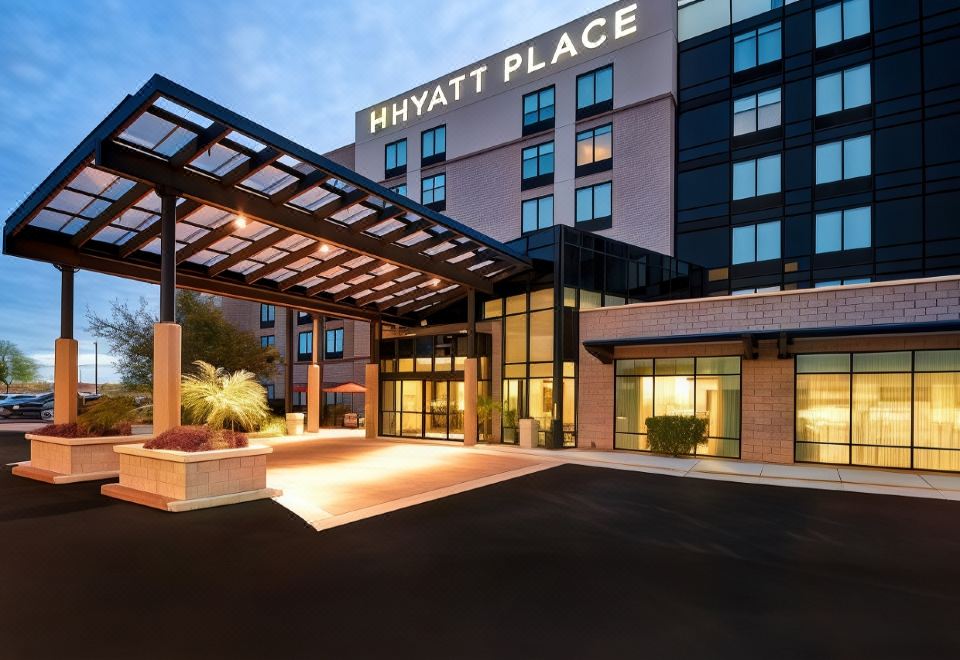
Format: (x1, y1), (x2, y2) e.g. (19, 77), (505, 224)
(469, 443), (960, 501)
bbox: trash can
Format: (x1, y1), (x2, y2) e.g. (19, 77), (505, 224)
(518, 418), (539, 449)
(286, 412), (305, 436)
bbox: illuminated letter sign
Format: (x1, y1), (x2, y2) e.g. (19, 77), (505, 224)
(367, 1), (643, 134)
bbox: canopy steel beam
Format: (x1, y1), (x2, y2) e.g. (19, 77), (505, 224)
(10, 230), (408, 324)
(96, 141), (497, 294)
(170, 121), (231, 169)
(332, 267), (410, 302)
(175, 219), (237, 264)
(305, 259), (383, 296)
(244, 241), (320, 284)
(118, 199), (202, 258)
(278, 250), (357, 291)
(207, 228), (292, 276)
(357, 273), (433, 304)
(71, 182), (153, 248)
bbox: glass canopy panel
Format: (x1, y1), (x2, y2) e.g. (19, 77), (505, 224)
(226, 130), (265, 153)
(368, 219), (403, 236)
(142, 238), (162, 254)
(242, 165), (295, 194)
(48, 189), (102, 216)
(177, 248), (214, 265)
(30, 209), (71, 232)
(119, 112), (180, 151)
(94, 226), (133, 244)
(153, 127), (196, 157)
(191, 143), (248, 176)
(153, 97), (215, 129)
(175, 223), (207, 242)
(274, 234), (313, 251)
(209, 235), (244, 253)
(61, 218), (87, 235)
(188, 206), (233, 229)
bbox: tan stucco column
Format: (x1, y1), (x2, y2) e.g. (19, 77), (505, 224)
(153, 322), (181, 434)
(364, 363), (379, 439)
(463, 357), (478, 446)
(53, 338), (79, 424)
(306, 364), (322, 433)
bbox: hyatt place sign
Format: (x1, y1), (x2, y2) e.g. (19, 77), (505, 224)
(367, 3), (640, 135)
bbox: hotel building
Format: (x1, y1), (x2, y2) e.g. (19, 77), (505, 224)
(7, 0), (960, 473)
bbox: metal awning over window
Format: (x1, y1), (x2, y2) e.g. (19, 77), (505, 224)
(2, 75), (530, 324)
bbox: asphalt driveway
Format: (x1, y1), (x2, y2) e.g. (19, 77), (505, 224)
(1, 430), (958, 659)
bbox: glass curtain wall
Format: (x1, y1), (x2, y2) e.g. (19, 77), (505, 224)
(615, 357), (742, 457)
(796, 350), (960, 471)
(379, 333), (490, 441)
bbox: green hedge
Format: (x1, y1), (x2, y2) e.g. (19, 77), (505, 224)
(644, 415), (707, 457)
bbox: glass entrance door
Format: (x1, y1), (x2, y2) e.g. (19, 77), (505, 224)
(502, 379), (525, 444)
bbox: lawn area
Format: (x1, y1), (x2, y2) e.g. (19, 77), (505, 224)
(1, 430), (959, 659)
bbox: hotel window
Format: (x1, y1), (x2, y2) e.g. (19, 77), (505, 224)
(732, 220), (781, 264)
(259, 303), (275, 328)
(521, 141), (554, 189)
(815, 206), (871, 253)
(265, 383), (275, 400)
(575, 181), (612, 228)
(733, 88), (781, 136)
(816, 135), (871, 184)
(522, 195), (554, 234)
(297, 311), (311, 325)
(325, 327), (344, 359)
(733, 22), (781, 72)
(816, 0), (870, 49)
(816, 64), (871, 116)
(293, 388), (307, 407)
(733, 0), (799, 22)
(815, 278), (871, 288)
(732, 286), (781, 295)
(796, 350), (960, 472)
(384, 138), (407, 178)
(421, 125), (446, 166)
(522, 86), (555, 134)
(732, 154), (781, 199)
(260, 335), (275, 349)
(297, 331), (313, 362)
(389, 183), (407, 197)
(576, 65), (613, 118)
(576, 124), (613, 176)
(421, 173), (446, 211)
(615, 357), (741, 458)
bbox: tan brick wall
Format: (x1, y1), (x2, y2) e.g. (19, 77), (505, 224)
(578, 277), (960, 461)
(119, 453), (267, 501)
(440, 97), (674, 253)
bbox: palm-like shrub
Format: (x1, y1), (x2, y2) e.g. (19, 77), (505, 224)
(78, 395), (143, 435)
(181, 361), (269, 432)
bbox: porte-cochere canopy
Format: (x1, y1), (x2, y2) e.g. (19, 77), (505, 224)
(2, 75), (530, 324)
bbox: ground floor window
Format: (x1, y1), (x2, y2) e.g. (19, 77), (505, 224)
(614, 357), (741, 458)
(796, 350), (960, 471)
(381, 379), (466, 441)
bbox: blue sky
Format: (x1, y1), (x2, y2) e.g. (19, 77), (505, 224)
(0, 0), (599, 383)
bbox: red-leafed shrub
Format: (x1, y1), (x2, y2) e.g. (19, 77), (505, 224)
(144, 425), (248, 452)
(34, 422), (132, 438)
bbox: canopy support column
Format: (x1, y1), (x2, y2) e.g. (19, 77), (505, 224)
(364, 319), (381, 439)
(284, 308), (295, 414)
(53, 266), (78, 425)
(306, 314), (323, 433)
(463, 288), (478, 446)
(153, 189), (181, 434)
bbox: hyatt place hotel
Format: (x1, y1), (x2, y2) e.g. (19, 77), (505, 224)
(11, 0), (957, 473)
(225, 0), (960, 471)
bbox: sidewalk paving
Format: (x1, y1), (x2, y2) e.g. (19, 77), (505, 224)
(468, 443), (960, 501)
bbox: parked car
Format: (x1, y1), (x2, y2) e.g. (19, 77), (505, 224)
(36, 393), (102, 421)
(0, 393), (39, 405)
(0, 393), (54, 419)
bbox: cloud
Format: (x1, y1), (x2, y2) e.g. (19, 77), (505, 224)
(0, 0), (600, 383)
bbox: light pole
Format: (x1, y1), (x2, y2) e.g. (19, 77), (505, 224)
(94, 341), (99, 395)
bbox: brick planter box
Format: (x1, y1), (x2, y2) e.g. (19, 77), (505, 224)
(101, 443), (281, 512)
(12, 433), (142, 484)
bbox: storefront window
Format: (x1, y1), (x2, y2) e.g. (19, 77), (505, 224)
(615, 357), (741, 457)
(796, 351), (960, 471)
